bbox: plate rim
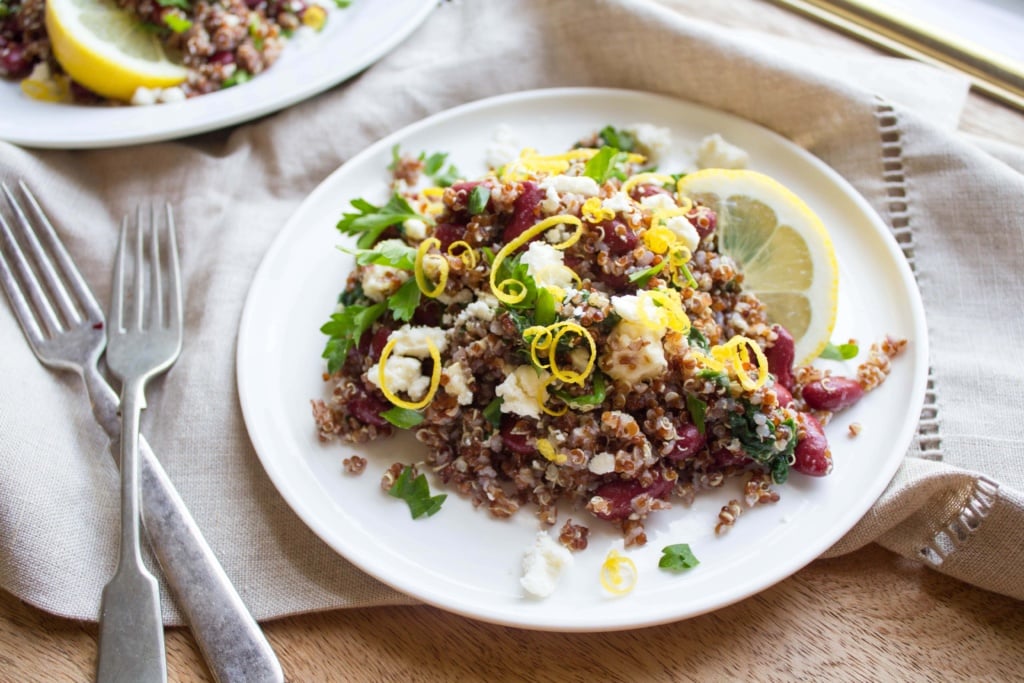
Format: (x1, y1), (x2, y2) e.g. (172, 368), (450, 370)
(237, 86), (930, 631)
(0, 0), (437, 149)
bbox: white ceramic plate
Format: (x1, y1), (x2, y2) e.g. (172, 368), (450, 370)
(0, 0), (436, 149)
(237, 88), (928, 631)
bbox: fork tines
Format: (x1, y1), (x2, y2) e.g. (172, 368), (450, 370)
(110, 204), (181, 335)
(0, 181), (104, 344)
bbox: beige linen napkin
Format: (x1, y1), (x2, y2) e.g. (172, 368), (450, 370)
(1, 0), (1022, 626)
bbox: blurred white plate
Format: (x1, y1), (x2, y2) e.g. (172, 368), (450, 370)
(237, 88), (928, 631)
(0, 0), (436, 149)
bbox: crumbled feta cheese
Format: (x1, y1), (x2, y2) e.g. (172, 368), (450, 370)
(367, 356), (430, 400)
(626, 123), (672, 163)
(540, 174), (601, 198)
(610, 294), (667, 337)
(540, 185), (561, 215)
(437, 287), (473, 305)
(486, 124), (520, 169)
(544, 223), (570, 244)
(696, 133), (750, 170)
(640, 193), (677, 212)
(360, 263), (410, 302)
(521, 242), (576, 291)
(442, 363), (473, 405)
(665, 215), (700, 252)
(130, 87), (159, 106)
(496, 366), (550, 418)
(603, 321), (668, 383)
(456, 299), (494, 323)
(388, 325), (448, 357)
(520, 532), (573, 598)
(403, 218), (428, 241)
(602, 192), (634, 214)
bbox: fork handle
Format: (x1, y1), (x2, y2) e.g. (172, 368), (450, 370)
(84, 365), (284, 683)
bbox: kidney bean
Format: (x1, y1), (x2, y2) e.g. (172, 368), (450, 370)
(503, 181), (542, 243)
(712, 448), (750, 469)
(432, 222), (466, 249)
(0, 44), (31, 78)
(599, 219), (638, 255)
(766, 324), (795, 390)
(801, 377), (865, 412)
(500, 417), (535, 455)
(348, 391), (390, 428)
(665, 423), (706, 462)
(591, 476), (673, 521)
(773, 383), (794, 408)
(412, 299), (444, 327)
(630, 184), (671, 201)
(368, 326), (393, 362)
(686, 205), (717, 239)
(792, 413), (832, 476)
(209, 50), (236, 66)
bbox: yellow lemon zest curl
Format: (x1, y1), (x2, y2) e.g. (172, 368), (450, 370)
(414, 237), (449, 298)
(377, 337), (442, 410)
(446, 240), (478, 269)
(523, 321), (597, 385)
(489, 214), (583, 304)
(502, 148), (646, 181)
(710, 335), (769, 392)
(637, 288), (691, 336)
(621, 172), (675, 196)
(600, 549), (638, 596)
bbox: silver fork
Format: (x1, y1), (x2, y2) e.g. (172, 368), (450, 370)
(98, 205), (184, 682)
(0, 181), (283, 683)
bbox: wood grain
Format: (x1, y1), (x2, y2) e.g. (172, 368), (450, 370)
(4, 1), (1023, 681)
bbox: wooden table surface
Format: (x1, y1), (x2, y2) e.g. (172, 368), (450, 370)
(3, 2), (1023, 681)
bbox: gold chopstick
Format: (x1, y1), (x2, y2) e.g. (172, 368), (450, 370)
(770, 0), (1024, 112)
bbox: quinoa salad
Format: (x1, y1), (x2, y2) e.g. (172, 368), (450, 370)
(0, 0), (343, 104)
(311, 124), (906, 566)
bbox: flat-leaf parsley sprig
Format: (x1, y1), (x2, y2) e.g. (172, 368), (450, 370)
(388, 465), (446, 519)
(337, 194), (430, 249)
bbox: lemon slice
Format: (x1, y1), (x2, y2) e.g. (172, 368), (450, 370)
(45, 0), (188, 102)
(677, 169), (838, 365)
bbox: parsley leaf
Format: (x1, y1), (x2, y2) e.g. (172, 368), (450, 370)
(387, 278), (421, 322)
(687, 327), (710, 353)
(483, 397), (503, 427)
(345, 240), (416, 270)
(534, 286), (556, 326)
(820, 341), (859, 360)
(222, 69), (251, 88)
(422, 151), (461, 187)
(628, 260), (667, 287)
(658, 544), (700, 572)
(163, 13), (192, 32)
(468, 185), (490, 215)
(554, 372), (607, 408)
(334, 0), (352, 6)
(337, 194), (426, 249)
(381, 407), (424, 429)
(685, 395), (707, 434)
(598, 125), (636, 152)
(156, 0), (190, 7)
(583, 146), (630, 183)
(388, 466), (446, 518)
(320, 302), (386, 374)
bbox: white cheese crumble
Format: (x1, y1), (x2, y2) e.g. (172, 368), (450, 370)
(486, 124), (520, 169)
(696, 133), (750, 170)
(540, 174), (601, 198)
(387, 324), (448, 357)
(626, 123), (672, 163)
(602, 192), (634, 214)
(442, 363), (474, 405)
(496, 365), (550, 418)
(665, 215), (700, 252)
(520, 532), (573, 598)
(520, 242), (576, 291)
(367, 356), (429, 400)
(360, 263), (409, 302)
(603, 321), (668, 383)
(639, 193), (677, 212)
(402, 218), (428, 241)
(455, 299), (495, 324)
(540, 185), (561, 215)
(611, 294), (667, 337)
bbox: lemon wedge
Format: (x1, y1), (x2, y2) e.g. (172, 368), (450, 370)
(45, 0), (188, 102)
(677, 169), (839, 366)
